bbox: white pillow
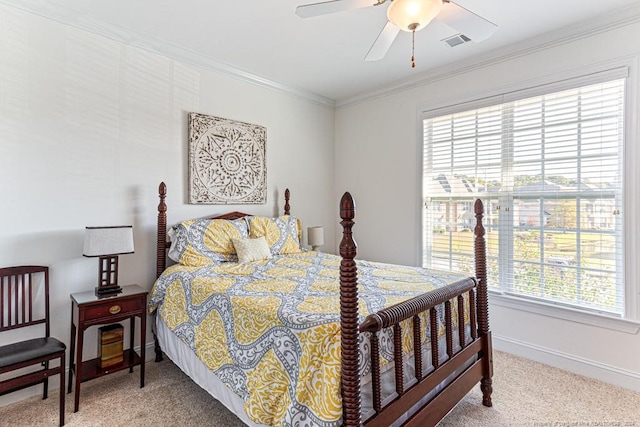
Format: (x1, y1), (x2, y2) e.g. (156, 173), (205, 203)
(232, 237), (272, 263)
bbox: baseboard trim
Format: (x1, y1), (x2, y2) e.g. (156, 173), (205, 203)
(0, 342), (157, 408)
(5, 338), (639, 408)
(494, 334), (640, 392)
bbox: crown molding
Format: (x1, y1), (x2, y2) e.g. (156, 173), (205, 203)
(0, 0), (336, 108)
(2, 1), (637, 110)
(336, 3), (640, 108)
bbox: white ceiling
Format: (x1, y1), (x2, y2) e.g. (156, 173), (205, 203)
(3, 0), (640, 104)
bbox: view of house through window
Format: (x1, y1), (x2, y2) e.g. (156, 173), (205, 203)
(422, 76), (626, 316)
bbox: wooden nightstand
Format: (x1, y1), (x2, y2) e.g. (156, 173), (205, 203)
(67, 284), (147, 412)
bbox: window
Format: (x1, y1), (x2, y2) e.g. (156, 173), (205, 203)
(422, 73), (627, 318)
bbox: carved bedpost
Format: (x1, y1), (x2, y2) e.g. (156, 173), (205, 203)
(154, 182), (167, 363)
(157, 182), (167, 279)
(339, 192), (361, 427)
(284, 188), (291, 216)
(474, 199), (493, 407)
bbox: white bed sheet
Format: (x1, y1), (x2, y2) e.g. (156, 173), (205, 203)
(157, 314), (266, 427)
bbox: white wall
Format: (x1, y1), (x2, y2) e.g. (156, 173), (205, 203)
(0, 4), (335, 405)
(2, 0), (638, 412)
(335, 18), (640, 390)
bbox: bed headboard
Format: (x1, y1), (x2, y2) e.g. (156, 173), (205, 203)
(155, 182), (291, 278)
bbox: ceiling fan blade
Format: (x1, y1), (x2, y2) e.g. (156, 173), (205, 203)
(436, 1), (497, 42)
(365, 21), (400, 61)
(296, 0), (376, 18)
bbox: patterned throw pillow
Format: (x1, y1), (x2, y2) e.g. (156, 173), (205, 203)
(246, 215), (302, 255)
(232, 237), (272, 263)
(169, 218), (249, 266)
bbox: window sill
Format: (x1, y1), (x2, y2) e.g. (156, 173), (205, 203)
(488, 291), (640, 334)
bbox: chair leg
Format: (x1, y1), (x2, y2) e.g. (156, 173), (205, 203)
(43, 361), (49, 400)
(59, 353), (65, 426)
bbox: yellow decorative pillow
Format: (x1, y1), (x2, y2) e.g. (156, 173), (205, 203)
(247, 215), (303, 255)
(170, 218), (249, 266)
(232, 237), (273, 263)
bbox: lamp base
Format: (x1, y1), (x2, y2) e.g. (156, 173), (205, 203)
(95, 285), (123, 297)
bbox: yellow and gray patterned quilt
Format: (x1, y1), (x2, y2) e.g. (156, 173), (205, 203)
(149, 251), (469, 427)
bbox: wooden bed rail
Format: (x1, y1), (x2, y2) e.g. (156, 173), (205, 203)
(359, 278), (477, 333)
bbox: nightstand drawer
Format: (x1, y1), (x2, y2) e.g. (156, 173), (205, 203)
(83, 297), (143, 321)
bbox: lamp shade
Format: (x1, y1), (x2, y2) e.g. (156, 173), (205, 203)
(387, 0), (442, 32)
(308, 226), (325, 247)
(83, 226), (134, 257)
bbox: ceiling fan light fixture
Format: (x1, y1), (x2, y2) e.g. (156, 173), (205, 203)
(387, 0), (443, 32)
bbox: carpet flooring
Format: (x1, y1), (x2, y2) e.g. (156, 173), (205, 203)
(1, 351), (639, 426)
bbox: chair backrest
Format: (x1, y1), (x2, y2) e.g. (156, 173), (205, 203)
(0, 266), (50, 337)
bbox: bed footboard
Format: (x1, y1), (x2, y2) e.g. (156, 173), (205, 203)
(359, 279), (480, 426)
(339, 194), (493, 427)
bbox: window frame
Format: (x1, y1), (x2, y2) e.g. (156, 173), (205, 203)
(418, 63), (640, 331)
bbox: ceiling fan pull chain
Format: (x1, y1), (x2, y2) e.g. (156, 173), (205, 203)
(411, 27), (416, 68)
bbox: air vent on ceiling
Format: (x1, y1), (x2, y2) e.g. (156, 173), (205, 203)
(443, 34), (471, 47)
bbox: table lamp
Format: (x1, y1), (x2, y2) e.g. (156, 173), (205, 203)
(308, 226), (324, 252)
(83, 225), (134, 296)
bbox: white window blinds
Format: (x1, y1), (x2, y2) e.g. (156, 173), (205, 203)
(422, 77), (626, 316)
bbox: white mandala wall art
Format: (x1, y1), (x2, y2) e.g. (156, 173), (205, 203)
(188, 113), (267, 204)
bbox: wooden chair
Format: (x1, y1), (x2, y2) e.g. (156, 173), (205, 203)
(0, 266), (66, 426)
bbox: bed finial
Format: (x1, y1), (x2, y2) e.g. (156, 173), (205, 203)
(339, 191), (361, 426)
(284, 188), (291, 216)
(159, 181), (167, 201)
(339, 192), (356, 257)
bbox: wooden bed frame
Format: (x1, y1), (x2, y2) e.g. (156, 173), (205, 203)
(153, 182), (493, 427)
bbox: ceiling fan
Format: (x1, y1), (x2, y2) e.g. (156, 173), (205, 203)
(296, 0), (497, 66)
